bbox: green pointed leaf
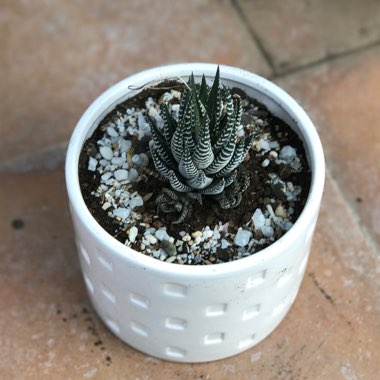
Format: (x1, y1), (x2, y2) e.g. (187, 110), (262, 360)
(224, 170), (237, 187)
(178, 87), (192, 122)
(171, 123), (184, 163)
(207, 66), (222, 142)
(160, 103), (177, 144)
(233, 96), (243, 129)
(147, 116), (175, 166)
(178, 144), (199, 180)
(192, 120), (214, 169)
(218, 134), (252, 176)
(180, 92), (196, 153)
(168, 171), (193, 193)
(213, 89), (235, 152)
(186, 170), (213, 190)
(204, 128), (236, 175)
(200, 178), (225, 195)
(199, 75), (208, 105)
(150, 147), (172, 177)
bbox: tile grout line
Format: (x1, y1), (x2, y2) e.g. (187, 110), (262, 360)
(231, 0), (277, 76)
(231, 0), (380, 80)
(272, 38), (380, 79)
(324, 165), (379, 258)
(0, 143), (67, 173)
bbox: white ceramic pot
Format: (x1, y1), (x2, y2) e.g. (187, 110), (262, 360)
(65, 63), (325, 363)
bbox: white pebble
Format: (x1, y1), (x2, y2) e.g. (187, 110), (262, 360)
(145, 234), (158, 245)
(262, 226), (274, 238)
(114, 169), (129, 181)
(221, 239), (230, 249)
(107, 126), (119, 137)
(279, 145), (297, 161)
(182, 234), (191, 242)
(171, 90), (181, 99)
(275, 204), (287, 218)
(284, 221), (293, 230)
(132, 154), (142, 165)
(191, 231), (202, 239)
(111, 157), (126, 166)
(171, 104), (180, 112)
(234, 229), (252, 247)
(128, 226), (138, 243)
(269, 141), (280, 150)
(129, 195), (143, 208)
(155, 229), (170, 241)
(102, 202), (112, 210)
(252, 208), (266, 230)
(160, 92), (173, 103)
(166, 256), (177, 264)
(144, 227), (156, 235)
(202, 230), (213, 239)
(259, 139), (270, 151)
(137, 112), (148, 129)
(128, 168), (139, 182)
(138, 153), (149, 167)
(113, 207), (130, 221)
(152, 250), (161, 258)
(119, 139), (132, 154)
(101, 172), (113, 182)
(148, 106), (158, 117)
(88, 157), (98, 171)
(237, 129), (245, 138)
(99, 146), (113, 160)
(262, 159), (270, 168)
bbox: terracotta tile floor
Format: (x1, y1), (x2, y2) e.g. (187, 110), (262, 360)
(1, 1), (379, 379)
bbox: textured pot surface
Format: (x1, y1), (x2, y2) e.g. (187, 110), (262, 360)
(65, 63), (325, 362)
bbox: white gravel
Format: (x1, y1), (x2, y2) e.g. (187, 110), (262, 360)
(234, 229), (252, 247)
(86, 88), (305, 264)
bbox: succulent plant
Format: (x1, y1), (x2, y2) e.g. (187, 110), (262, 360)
(147, 67), (253, 223)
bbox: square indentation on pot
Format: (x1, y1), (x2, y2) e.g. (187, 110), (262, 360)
(130, 292), (150, 309)
(242, 304), (261, 320)
(238, 334), (256, 349)
(205, 303), (228, 317)
(131, 321), (149, 337)
(105, 318), (120, 334)
(166, 346), (186, 359)
(101, 283), (116, 304)
(204, 332), (225, 345)
(163, 283), (188, 298)
(78, 241), (91, 266)
(83, 273), (95, 294)
(165, 317), (187, 331)
(246, 270), (267, 289)
(97, 252), (113, 272)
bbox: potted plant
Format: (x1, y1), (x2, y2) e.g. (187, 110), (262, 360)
(65, 63), (325, 362)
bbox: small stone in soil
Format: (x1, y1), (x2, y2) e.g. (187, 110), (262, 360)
(252, 208), (266, 230)
(129, 195), (143, 208)
(128, 168), (139, 182)
(161, 240), (177, 256)
(99, 146), (113, 160)
(88, 157), (98, 171)
(145, 234), (157, 244)
(114, 169), (129, 181)
(234, 229), (252, 247)
(155, 228), (170, 241)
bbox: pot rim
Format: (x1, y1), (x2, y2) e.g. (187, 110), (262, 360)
(65, 63), (325, 277)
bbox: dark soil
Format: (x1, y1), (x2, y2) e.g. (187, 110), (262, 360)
(78, 80), (311, 258)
